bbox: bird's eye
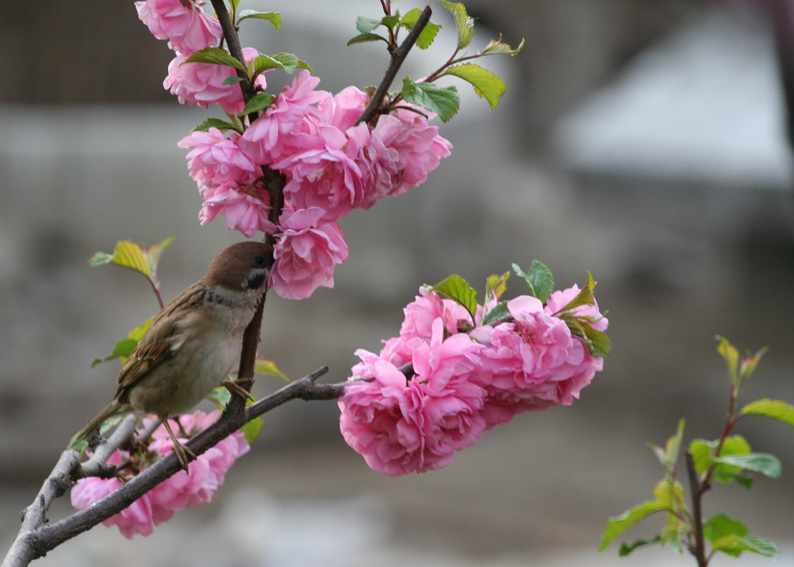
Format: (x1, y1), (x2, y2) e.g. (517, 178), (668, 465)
(255, 255), (267, 266)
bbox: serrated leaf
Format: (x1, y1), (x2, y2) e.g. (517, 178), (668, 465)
(254, 358), (289, 381)
(560, 272), (597, 312)
(618, 535), (662, 557)
(741, 398), (794, 427)
(355, 16), (382, 34)
(440, 1), (474, 49)
(580, 324), (612, 358)
(717, 336), (739, 388)
(238, 9), (281, 29)
(512, 260), (554, 303)
(652, 479), (684, 508)
(481, 36), (525, 56)
(481, 301), (509, 327)
(703, 513), (748, 544)
(91, 318), (153, 367)
(222, 76), (246, 85)
(347, 32), (388, 46)
(485, 271), (510, 302)
(738, 346), (768, 386)
(431, 274), (478, 323)
(660, 520), (688, 553)
(242, 92), (274, 115)
(241, 414), (264, 445)
(401, 77), (459, 122)
(444, 63), (507, 110)
(712, 535), (779, 559)
(90, 238), (174, 282)
(185, 47), (246, 72)
(600, 500), (669, 552)
(400, 8), (442, 49)
(207, 386), (232, 409)
(191, 117), (242, 133)
(712, 453), (781, 479)
(651, 419), (685, 469)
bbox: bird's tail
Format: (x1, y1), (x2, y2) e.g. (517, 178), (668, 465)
(70, 401), (125, 446)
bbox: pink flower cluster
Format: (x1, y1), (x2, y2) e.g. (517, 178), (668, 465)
(71, 410), (249, 539)
(339, 286), (608, 476)
(135, 0), (453, 301)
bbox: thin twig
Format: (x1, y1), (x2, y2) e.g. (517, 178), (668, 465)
(356, 5), (432, 125)
(684, 451), (709, 567)
(75, 414), (139, 479)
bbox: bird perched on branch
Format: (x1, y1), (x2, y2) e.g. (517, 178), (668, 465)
(74, 241), (273, 471)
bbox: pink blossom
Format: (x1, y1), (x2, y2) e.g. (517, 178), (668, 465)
(319, 86), (371, 131)
(164, 47), (267, 115)
(271, 207), (349, 300)
(274, 124), (368, 221)
(545, 284), (609, 331)
(135, 0), (222, 54)
(356, 108), (453, 209)
(471, 295), (595, 428)
(339, 319), (485, 475)
(71, 410), (249, 539)
(242, 70), (330, 164)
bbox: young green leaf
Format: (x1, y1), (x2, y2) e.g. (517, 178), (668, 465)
(355, 16), (382, 34)
(481, 36), (525, 56)
(485, 271), (510, 302)
(711, 535), (779, 559)
(689, 435), (753, 484)
(444, 63), (507, 110)
(222, 75), (246, 85)
(703, 513), (748, 544)
(347, 33), (388, 46)
(90, 238), (174, 280)
(739, 346), (768, 386)
(207, 386), (232, 409)
(512, 260), (554, 303)
(401, 77), (460, 122)
(557, 272), (597, 313)
(185, 47), (247, 71)
(660, 521), (688, 553)
(241, 414), (264, 445)
(440, 1), (474, 49)
(191, 117), (243, 133)
(91, 318), (153, 367)
(480, 301), (509, 326)
(580, 324), (612, 358)
(711, 453), (781, 479)
(400, 8), (442, 49)
(431, 275), (478, 323)
(740, 398), (794, 428)
(254, 358), (289, 381)
(717, 336), (739, 389)
(238, 9), (281, 28)
(599, 500), (669, 552)
(618, 536), (662, 557)
(242, 92), (274, 115)
(650, 419), (685, 470)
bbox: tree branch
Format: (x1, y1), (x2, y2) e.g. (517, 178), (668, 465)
(356, 5), (432, 126)
(684, 451), (709, 567)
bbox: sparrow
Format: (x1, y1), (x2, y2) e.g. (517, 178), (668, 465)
(74, 241), (273, 471)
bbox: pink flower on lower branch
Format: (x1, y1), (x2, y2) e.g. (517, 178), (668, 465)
(471, 295), (602, 428)
(339, 318), (485, 475)
(271, 207), (348, 300)
(71, 410), (249, 539)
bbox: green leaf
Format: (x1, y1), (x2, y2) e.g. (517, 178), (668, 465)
(238, 9), (281, 29)
(347, 33), (388, 46)
(650, 419), (685, 470)
(440, 1), (474, 49)
(184, 47), (246, 72)
(652, 479), (684, 508)
(618, 535), (662, 557)
(91, 318), (153, 367)
(222, 75), (246, 85)
(481, 301), (509, 327)
(738, 347), (768, 386)
(712, 453), (781, 479)
(481, 36), (525, 56)
(241, 414), (264, 445)
(191, 117), (242, 134)
(580, 324), (612, 358)
(90, 238), (174, 281)
(711, 535), (779, 559)
(254, 358), (289, 381)
(206, 386), (232, 409)
(690, 435), (753, 484)
(242, 92), (274, 115)
(401, 77), (459, 122)
(660, 521), (687, 553)
(741, 398), (794, 428)
(356, 16), (382, 34)
(431, 275), (478, 324)
(600, 500), (669, 552)
(485, 271), (510, 302)
(703, 513), (748, 544)
(559, 272), (597, 313)
(400, 8), (442, 49)
(512, 260), (554, 303)
(717, 336), (739, 389)
(444, 63), (507, 110)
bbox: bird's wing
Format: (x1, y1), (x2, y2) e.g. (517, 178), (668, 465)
(114, 282), (204, 396)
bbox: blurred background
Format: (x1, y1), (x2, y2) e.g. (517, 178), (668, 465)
(2, 0), (794, 565)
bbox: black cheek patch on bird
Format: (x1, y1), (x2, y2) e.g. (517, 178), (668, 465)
(246, 272), (267, 290)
